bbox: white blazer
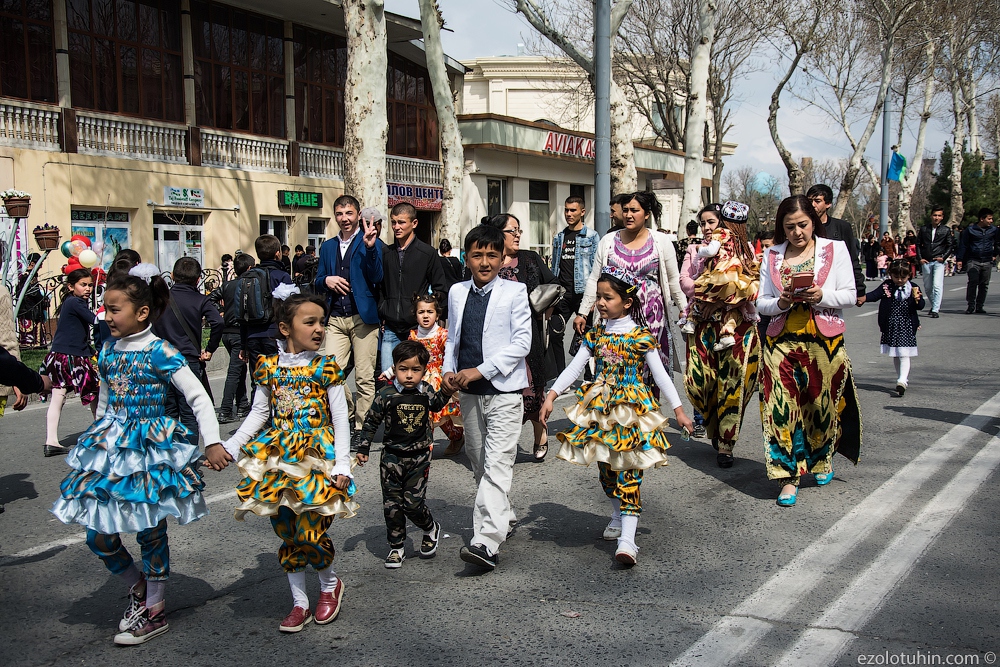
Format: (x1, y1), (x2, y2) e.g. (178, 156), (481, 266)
(443, 277), (532, 392)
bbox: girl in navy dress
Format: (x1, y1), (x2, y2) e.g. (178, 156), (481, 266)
(865, 259), (925, 396)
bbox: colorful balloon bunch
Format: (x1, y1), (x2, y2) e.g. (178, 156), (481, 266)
(60, 234), (100, 269)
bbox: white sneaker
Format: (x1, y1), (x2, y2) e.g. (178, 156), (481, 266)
(713, 335), (736, 351)
(614, 541), (639, 566)
(602, 521), (622, 541)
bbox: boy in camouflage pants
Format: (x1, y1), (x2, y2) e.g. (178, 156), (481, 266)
(356, 340), (452, 568)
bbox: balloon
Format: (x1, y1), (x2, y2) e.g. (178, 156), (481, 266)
(69, 239), (87, 256)
(79, 249), (99, 268)
(61, 240), (74, 258)
(63, 257), (82, 275)
(70, 234), (92, 247)
(92, 240), (104, 255)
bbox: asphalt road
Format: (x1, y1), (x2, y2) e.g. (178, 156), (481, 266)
(1, 273), (998, 667)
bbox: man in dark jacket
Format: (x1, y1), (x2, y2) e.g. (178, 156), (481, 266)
(243, 234), (294, 382)
(315, 195), (383, 435)
(807, 184), (867, 305)
(153, 256), (224, 445)
(379, 201), (448, 373)
(957, 207), (999, 314)
(209, 252), (255, 422)
(915, 207), (955, 317)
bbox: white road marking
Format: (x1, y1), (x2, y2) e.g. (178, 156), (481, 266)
(0, 488), (238, 565)
(668, 388), (1000, 667)
(856, 310), (878, 318)
(950, 287), (965, 291)
(775, 431), (1000, 667)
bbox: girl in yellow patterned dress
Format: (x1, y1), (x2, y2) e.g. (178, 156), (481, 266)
(223, 286), (357, 633)
(408, 294), (464, 454)
(540, 267), (693, 566)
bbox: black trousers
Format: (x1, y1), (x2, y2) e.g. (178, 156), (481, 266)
(220, 332), (248, 414)
(966, 260), (993, 309)
(549, 290), (583, 377)
(245, 337), (278, 403)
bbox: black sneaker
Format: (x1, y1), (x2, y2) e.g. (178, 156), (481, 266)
(966, 305), (976, 314)
(459, 544), (497, 570)
(506, 520), (518, 540)
(236, 404), (251, 419)
(975, 307), (987, 314)
(216, 410), (235, 424)
(896, 383), (906, 396)
(419, 522), (441, 558)
(928, 311), (939, 318)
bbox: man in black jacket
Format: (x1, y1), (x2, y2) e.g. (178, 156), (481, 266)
(153, 256), (224, 445)
(378, 202), (448, 373)
(209, 252), (255, 422)
(957, 207), (999, 314)
(915, 207), (955, 318)
(807, 184), (867, 305)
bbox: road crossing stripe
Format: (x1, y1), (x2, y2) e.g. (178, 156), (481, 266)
(856, 310), (877, 317)
(668, 387), (1000, 667)
(0, 489), (238, 566)
(775, 430), (1000, 667)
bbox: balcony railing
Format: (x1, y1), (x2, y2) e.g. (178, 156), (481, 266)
(202, 129), (288, 173)
(0, 100), (60, 151)
(77, 112), (188, 163)
(300, 143), (345, 180)
(387, 154), (443, 185)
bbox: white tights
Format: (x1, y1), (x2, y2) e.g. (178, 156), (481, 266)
(893, 357), (911, 387)
(45, 388), (97, 447)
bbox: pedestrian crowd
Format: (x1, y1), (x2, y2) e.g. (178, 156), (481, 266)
(0, 186), (997, 646)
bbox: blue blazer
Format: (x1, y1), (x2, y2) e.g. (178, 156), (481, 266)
(315, 233), (384, 325)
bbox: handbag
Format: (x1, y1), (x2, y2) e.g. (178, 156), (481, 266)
(529, 283), (565, 313)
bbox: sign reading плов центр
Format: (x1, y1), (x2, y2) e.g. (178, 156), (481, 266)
(164, 187), (205, 208)
(278, 190), (323, 208)
(387, 182), (443, 211)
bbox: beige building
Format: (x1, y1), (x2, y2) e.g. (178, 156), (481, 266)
(0, 0), (459, 283)
(458, 56), (717, 256)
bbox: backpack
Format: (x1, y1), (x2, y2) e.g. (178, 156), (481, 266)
(231, 267), (273, 325)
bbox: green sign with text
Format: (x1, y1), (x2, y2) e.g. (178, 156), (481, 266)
(278, 190), (323, 208)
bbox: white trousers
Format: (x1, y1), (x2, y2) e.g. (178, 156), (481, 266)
(459, 392), (523, 553)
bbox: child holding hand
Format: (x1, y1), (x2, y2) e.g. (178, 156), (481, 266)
(540, 266), (693, 567)
(865, 259), (925, 396)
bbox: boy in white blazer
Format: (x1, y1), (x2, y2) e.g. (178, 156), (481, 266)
(443, 225), (533, 570)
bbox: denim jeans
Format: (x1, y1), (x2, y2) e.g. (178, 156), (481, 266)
(220, 332), (248, 414)
(380, 328), (404, 373)
(165, 383), (199, 447)
(966, 260), (993, 309)
(921, 260), (945, 313)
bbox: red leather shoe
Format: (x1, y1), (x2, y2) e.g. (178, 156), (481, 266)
(279, 606), (312, 633)
(314, 579), (344, 625)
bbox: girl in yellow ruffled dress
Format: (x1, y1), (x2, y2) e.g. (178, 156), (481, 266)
(679, 201), (759, 351)
(223, 286), (357, 633)
(540, 267), (693, 567)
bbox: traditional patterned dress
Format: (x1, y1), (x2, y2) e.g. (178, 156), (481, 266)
(692, 228), (759, 308)
(409, 326), (462, 427)
(52, 334), (208, 539)
(759, 255), (862, 484)
(229, 350), (357, 573)
(607, 233), (671, 368)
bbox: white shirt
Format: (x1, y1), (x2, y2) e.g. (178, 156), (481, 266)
(338, 228), (360, 259)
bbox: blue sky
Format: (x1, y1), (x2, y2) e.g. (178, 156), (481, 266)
(384, 0), (952, 185)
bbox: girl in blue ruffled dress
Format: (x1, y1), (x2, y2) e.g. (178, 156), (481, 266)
(51, 265), (231, 646)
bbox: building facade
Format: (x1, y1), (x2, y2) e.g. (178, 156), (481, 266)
(0, 0), (458, 280)
(459, 56), (715, 257)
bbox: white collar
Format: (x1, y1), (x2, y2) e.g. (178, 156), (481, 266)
(604, 315), (637, 334)
(471, 275), (500, 296)
(416, 323), (439, 338)
(339, 227), (360, 245)
(114, 326), (158, 351)
(277, 339), (320, 367)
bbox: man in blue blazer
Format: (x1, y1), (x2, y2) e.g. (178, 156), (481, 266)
(315, 195), (384, 435)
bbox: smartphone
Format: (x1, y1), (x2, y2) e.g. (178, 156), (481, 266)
(790, 271), (814, 291)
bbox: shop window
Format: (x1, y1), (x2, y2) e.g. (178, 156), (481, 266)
(307, 218), (327, 249)
(293, 26), (346, 146)
(386, 53), (438, 160)
(260, 216), (287, 244)
(191, 0), (284, 136)
(0, 0), (56, 103)
(528, 180), (550, 253)
(66, 0), (182, 121)
(487, 178), (507, 218)
(570, 184), (585, 202)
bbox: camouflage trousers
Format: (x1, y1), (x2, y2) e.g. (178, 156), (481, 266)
(380, 448), (435, 548)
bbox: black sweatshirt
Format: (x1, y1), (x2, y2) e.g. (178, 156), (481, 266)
(357, 381), (450, 456)
(0, 345), (45, 394)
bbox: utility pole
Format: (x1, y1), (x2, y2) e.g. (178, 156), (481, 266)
(879, 91), (891, 235)
(594, 0), (611, 234)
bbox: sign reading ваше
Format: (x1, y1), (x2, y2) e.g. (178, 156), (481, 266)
(387, 182), (443, 211)
(542, 131), (595, 160)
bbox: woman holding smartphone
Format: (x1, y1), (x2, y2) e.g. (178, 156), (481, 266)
(757, 195), (863, 507)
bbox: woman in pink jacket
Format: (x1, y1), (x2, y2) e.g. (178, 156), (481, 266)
(757, 195), (863, 507)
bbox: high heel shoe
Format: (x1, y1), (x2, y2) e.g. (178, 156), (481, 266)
(776, 486), (798, 507)
(814, 466), (834, 486)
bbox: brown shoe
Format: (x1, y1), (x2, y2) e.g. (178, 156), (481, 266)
(442, 436), (465, 457)
(314, 579), (343, 624)
(279, 606), (312, 633)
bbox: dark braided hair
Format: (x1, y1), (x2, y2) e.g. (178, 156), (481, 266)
(597, 272), (647, 328)
(105, 273), (170, 321)
(274, 292), (328, 339)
